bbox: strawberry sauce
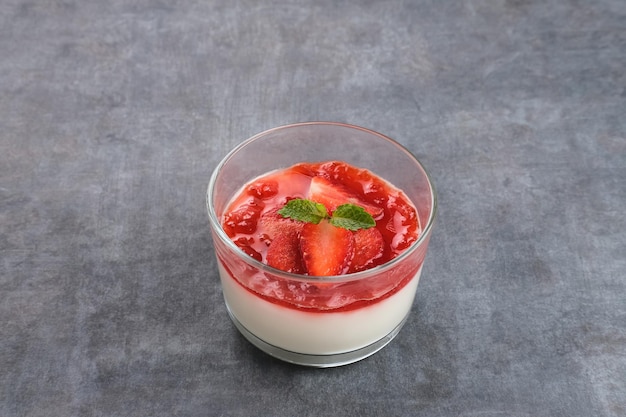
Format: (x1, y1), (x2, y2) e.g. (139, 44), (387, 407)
(220, 160), (422, 312)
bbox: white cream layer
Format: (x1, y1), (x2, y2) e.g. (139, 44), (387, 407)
(218, 264), (421, 355)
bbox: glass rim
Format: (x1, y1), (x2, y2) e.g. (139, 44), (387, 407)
(206, 121), (437, 284)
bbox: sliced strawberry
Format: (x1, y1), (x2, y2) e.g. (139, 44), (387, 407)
(266, 230), (304, 273)
(259, 207), (304, 242)
(349, 227), (385, 273)
(222, 197), (264, 236)
(300, 220), (354, 276)
(308, 176), (384, 219)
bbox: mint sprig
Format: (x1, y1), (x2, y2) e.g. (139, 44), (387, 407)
(278, 199), (375, 231)
(329, 204), (376, 230)
(278, 199), (328, 224)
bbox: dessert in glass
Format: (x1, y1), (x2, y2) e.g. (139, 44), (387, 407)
(206, 122), (436, 367)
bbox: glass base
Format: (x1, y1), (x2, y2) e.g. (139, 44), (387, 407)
(225, 305), (409, 368)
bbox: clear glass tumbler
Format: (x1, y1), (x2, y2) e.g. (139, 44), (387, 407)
(206, 122), (436, 367)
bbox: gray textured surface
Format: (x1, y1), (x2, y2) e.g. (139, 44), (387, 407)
(1, 0), (625, 416)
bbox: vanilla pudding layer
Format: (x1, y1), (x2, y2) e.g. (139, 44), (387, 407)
(218, 263), (422, 355)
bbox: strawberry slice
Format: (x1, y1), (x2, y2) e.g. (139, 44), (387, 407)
(349, 227), (385, 273)
(266, 230), (304, 274)
(300, 220), (354, 276)
(308, 176), (383, 219)
(259, 207), (304, 241)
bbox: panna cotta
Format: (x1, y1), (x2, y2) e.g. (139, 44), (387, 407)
(219, 262), (422, 354)
(212, 160), (428, 363)
(207, 121), (436, 367)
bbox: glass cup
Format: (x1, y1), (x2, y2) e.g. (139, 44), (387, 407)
(206, 122), (436, 367)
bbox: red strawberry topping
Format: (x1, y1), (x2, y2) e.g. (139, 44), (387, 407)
(246, 179), (279, 199)
(259, 207), (304, 241)
(222, 196), (264, 236)
(233, 237), (262, 262)
(349, 227), (385, 273)
(300, 220), (354, 276)
(308, 176), (383, 219)
(317, 160), (374, 183)
(266, 230), (305, 273)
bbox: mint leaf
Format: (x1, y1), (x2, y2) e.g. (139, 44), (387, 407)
(278, 199), (328, 224)
(330, 204), (376, 231)
(278, 199), (376, 231)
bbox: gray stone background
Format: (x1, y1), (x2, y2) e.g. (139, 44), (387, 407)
(1, 1), (625, 416)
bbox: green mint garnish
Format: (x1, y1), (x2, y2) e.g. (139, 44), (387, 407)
(330, 204), (376, 231)
(278, 199), (328, 224)
(278, 199), (375, 231)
